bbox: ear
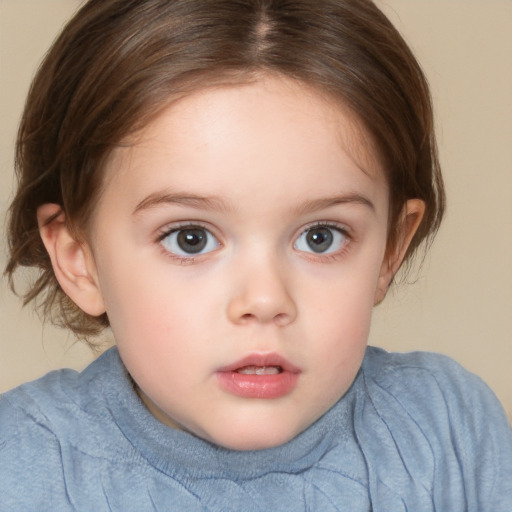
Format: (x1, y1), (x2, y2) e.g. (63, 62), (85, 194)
(374, 199), (425, 305)
(37, 203), (106, 317)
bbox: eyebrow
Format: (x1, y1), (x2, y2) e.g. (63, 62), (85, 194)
(294, 194), (375, 215)
(133, 190), (375, 216)
(133, 191), (232, 215)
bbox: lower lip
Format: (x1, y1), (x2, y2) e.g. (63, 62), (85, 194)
(216, 371), (299, 399)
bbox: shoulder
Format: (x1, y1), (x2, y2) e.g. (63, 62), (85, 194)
(0, 348), (144, 508)
(1, 366), (81, 438)
(1, 347), (113, 428)
(0, 348), (126, 508)
(0, 367), (81, 508)
(358, 347), (512, 510)
(361, 346), (503, 421)
(0, 347), (121, 445)
(363, 344), (478, 380)
(362, 346), (481, 390)
(360, 346), (511, 447)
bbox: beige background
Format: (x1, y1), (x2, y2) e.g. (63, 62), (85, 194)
(1, 1), (511, 419)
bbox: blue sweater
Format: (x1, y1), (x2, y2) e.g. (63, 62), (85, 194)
(1, 346), (511, 511)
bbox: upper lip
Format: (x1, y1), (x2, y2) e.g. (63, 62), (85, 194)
(217, 353), (301, 374)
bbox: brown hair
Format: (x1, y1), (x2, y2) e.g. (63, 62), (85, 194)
(5, 0), (445, 340)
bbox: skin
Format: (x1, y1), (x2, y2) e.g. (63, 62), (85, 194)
(39, 75), (424, 451)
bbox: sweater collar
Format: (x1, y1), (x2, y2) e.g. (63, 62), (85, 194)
(97, 347), (358, 479)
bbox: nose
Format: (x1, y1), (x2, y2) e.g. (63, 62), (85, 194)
(226, 255), (297, 327)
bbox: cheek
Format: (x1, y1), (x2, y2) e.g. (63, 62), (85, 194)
(93, 246), (171, 345)
(299, 253), (384, 370)
(302, 253), (382, 329)
(307, 287), (373, 365)
(96, 251), (219, 360)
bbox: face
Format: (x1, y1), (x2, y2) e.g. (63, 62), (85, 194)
(84, 76), (397, 450)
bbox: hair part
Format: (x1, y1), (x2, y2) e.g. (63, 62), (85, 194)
(5, 0), (445, 341)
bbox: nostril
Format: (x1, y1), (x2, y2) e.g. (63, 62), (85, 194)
(237, 311), (290, 325)
(273, 312), (293, 326)
(240, 313), (255, 322)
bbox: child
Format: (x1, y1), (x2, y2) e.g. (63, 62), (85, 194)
(1, 0), (511, 509)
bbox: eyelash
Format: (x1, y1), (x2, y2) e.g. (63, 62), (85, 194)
(156, 222), (220, 265)
(155, 221), (353, 264)
(294, 222), (352, 262)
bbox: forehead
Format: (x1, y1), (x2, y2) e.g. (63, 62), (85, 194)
(99, 75), (387, 212)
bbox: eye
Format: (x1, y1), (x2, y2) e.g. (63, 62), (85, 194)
(294, 225), (348, 254)
(160, 226), (220, 256)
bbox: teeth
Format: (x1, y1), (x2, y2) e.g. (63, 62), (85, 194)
(237, 366), (282, 375)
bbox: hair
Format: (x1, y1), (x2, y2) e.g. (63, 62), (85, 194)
(5, 0), (445, 341)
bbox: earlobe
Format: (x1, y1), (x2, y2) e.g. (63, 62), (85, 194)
(37, 203), (106, 317)
(374, 199), (425, 305)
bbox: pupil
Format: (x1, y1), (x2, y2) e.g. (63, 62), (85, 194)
(306, 228), (333, 253)
(177, 229), (207, 254)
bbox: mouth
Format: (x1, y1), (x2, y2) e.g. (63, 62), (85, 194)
(218, 353), (300, 374)
(216, 354), (300, 399)
(236, 365), (283, 375)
